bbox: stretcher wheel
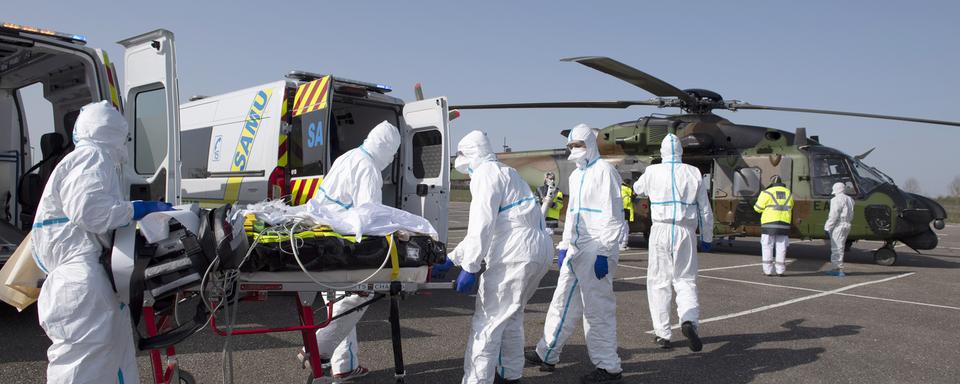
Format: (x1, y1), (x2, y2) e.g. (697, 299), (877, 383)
(177, 370), (195, 384)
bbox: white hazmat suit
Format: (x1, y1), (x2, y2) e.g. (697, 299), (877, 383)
(32, 101), (139, 384)
(311, 121), (400, 375)
(824, 182), (854, 272)
(448, 130), (552, 384)
(633, 134), (714, 342)
(533, 124), (625, 374)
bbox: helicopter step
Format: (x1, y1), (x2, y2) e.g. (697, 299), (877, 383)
(873, 241), (897, 266)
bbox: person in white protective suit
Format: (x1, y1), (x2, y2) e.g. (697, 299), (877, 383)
(524, 124), (625, 384)
(32, 100), (173, 384)
(431, 130), (552, 384)
(633, 133), (714, 352)
(309, 120), (400, 381)
(824, 182), (854, 276)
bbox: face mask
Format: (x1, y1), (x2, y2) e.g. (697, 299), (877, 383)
(454, 155), (471, 174)
(567, 147), (587, 161)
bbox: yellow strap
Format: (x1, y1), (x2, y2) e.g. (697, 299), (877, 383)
(388, 234), (400, 281)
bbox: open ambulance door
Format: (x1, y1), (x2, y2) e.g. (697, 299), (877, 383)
(401, 97), (450, 243)
(118, 30), (181, 205)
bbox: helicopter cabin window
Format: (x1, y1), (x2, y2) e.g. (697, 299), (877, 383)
(851, 160), (888, 195)
(811, 156), (855, 196)
(733, 167), (762, 197)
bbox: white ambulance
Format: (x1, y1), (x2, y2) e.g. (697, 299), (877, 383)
(0, 22), (181, 261)
(179, 72), (451, 241)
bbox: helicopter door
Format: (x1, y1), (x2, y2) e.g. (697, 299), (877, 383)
(401, 97), (450, 243)
(118, 29), (181, 204)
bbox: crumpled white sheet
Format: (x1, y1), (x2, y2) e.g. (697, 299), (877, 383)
(236, 199), (438, 241)
(139, 204), (202, 244)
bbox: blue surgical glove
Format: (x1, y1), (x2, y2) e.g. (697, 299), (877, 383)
(432, 258), (454, 279)
(594, 255), (608, 279)
(557, 249), (568, 269)
(455, 270), (478, 293)
(132, 200), (174, 220)
(700, 241), (713, 253)
(825, 230), (831, 239)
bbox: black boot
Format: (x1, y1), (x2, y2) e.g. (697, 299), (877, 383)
(653, 336), (672, 349)
(494, 372), (521, 384)
(682, 321), (703, 352)
(581, 368), (623, 383)
(524, 350), (555, 372)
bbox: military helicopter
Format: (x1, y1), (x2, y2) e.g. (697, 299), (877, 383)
(449, 56), (957, 266)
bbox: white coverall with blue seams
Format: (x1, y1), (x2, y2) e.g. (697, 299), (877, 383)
(534, 124), (625, 374)
(825, 182), (854, 271)
(633, 133), (714, 341)
(448, 130), (552, 384)
(31, 101), (139, 384)
(310, 121), (401, 375)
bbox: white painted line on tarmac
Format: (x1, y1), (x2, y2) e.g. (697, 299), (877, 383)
(835, 293), (960, 311)
(647, 272), (917, 334)
(698, 274), (821, 293)
(619, 262), (771, 273)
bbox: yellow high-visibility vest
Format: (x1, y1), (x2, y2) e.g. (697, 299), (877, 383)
(620, 184), (634, 222)
(754, 185), (794, 227)
(546, 191), (564, 221)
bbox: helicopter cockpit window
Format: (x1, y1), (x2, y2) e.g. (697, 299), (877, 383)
(851, 160), (889, 194)
(811, 156), (856, 196)
(733, 167), (761, 197)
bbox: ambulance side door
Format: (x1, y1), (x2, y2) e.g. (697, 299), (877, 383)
(401, 97), (450, 243)
(118, 29), (181, 204)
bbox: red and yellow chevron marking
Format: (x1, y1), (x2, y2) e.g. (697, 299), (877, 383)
(292, 76), (331, 117)
(277, 134), (288, 167)
(101, 52), (123, 112)
(290, 176), (324, 206)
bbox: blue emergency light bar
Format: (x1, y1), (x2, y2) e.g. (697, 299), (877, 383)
(0, 22), (87, 45)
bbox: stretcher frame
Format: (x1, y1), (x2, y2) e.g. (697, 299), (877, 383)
(143, 267), (452, 384)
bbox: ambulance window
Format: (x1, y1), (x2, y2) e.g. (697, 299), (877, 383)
(412, 130), (442, 178)
(134, 88), (168, 175)
(17, 83), (55, 165)
(181, 127), (211, 178)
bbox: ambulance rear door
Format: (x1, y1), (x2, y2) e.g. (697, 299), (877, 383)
(118, 29), (181, 204)
(401, 97), (450, 242)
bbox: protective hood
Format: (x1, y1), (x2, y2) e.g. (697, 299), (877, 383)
(567, 123), (599, 169)
(660, 133), (682, 163)
(832, 182), (847, 196)
(457, 130), (497, 171)
(73, 100), (129, 162)
(361, 120), (401, 170)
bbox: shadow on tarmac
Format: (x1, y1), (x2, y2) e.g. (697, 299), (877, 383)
(361, 319), (862, 384)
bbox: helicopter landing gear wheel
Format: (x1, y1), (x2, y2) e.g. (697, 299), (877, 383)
(934, 219), (945, 230)
(874, 245), (897, 266)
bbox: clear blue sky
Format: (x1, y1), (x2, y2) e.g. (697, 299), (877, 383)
(8, 0), (959, 195)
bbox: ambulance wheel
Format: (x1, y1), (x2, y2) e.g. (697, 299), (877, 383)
(873, 247), (897, 266)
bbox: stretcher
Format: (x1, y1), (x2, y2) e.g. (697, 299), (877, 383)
(144, 242), (451, 384)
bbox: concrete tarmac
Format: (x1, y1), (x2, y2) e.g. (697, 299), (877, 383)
(2, 202), (958, 383)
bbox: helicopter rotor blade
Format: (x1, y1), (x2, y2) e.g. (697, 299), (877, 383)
(561, 56), (698, 106)
(728, 102), (960, 127)
(449, 100), (664, 110)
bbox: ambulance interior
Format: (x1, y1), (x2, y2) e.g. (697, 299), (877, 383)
(0, 38), (97, 246)
(327, 96), (402, 206)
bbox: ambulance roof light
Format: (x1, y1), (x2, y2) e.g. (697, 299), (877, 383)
(1, 22), (87, 45)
